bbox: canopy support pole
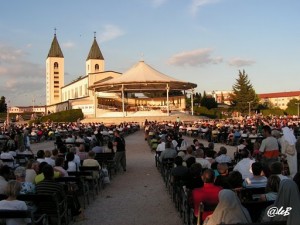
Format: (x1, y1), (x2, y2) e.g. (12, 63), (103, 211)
(191, 88), (194, 116)
(122, 84), (125, 117)
(166, 83), (169, 116)
(94, 89), (97, 118)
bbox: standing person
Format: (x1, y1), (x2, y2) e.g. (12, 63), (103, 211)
(259, 125), (280, 167)
(113, 130), (126, 172)
(280, 127), (298, 178)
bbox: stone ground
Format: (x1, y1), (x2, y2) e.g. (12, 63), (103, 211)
(30, 131), (236, 225)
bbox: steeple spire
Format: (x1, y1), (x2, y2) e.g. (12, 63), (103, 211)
(47, 29), (63, 58)
(86, 33), (104, 60)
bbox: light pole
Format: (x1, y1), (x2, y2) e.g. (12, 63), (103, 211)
(191, 89), (194, 116)
(295, 102), (300, 118)
(247, 101), (253, 117)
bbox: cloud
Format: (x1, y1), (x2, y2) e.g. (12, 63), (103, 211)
(228, 57), (256, 67)
(62, 42), (75, 48)
(0, 45), (45, 105)
(190, 0), (220, 15)
(168, 48), (223, 66)
(98, 24), (125, 43)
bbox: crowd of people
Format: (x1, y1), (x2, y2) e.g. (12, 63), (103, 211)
(0, 121), (139, 224)
(145, 117), (300, 225)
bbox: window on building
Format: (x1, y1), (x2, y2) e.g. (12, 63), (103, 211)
(85, 84), (88, 96)
(79, 86), (82, 96)
(54, 72), (59, 74)
(75, 88), (78, 98)
(95, 64), (99, 71)
(54, 62), (59, 69)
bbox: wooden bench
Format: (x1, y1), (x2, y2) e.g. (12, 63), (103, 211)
(55, 176), (90, 209)
(95, 152), (116, 179)
(0, 209), (48, 225)
(17, 193), (68, 225)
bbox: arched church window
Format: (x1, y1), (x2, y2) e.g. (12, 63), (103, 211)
(54, 62), (59, 69)
(95, 64), (99, 71)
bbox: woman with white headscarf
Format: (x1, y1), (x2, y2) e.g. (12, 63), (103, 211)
(280, 127), (297, 178)
(204, 189), (252, 225)
(262, 179), (300, 225)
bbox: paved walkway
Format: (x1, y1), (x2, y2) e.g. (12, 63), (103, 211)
(30, 131), (236, 225)
(73, 130), (182, 225)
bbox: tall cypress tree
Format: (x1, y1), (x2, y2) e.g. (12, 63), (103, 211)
(230, 70), (259, 114)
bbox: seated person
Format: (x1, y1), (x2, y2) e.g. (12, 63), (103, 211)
(259, 175), (280, 202)
(192, 169), (222, 222)
(185, 163), (204, 190)
(233, 148), (255, 179)
(14, 166), (35, 194)
(44, 150), (55, 167)
(0, 148), (14, 168)
(204, 189), (252, 225)
(54, 157), (68, 177)
(171, 156), (189, 185)
(34, 162), (60, 184)
(25, 160), (39, 183)
(82, 151), (101, 179)
(243, 162), (267, 188)
(36, 150), (46, 164)
(215, 147), (232, 164)
(228, 171), (243, 190)
(0, 180), (30, 225)
(159, 141), (177, 162)
(214, 163), (230, 188)
(64, 152), (77, 172)
(270, 161), (289, 180)
(183, 146), (195, 161)
(195, 149), (211, 169)
(0, 165), (10, 194)
(36, 164), (83, 219)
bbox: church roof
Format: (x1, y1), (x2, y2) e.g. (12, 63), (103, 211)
(86, 38), (104, 60)
(47, 35), (64, 58)
(90, 61), (197, 92)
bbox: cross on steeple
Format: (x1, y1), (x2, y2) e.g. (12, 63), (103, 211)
(94, 31), (96, 39)
(54, 27), (57, 36)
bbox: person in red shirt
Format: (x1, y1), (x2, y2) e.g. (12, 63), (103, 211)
(192, 169), (222, 222)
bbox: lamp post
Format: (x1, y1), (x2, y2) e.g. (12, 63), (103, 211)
(191, 89), (194, 116)
(247, 101), (253, 117)
(295, 102), (300, 118)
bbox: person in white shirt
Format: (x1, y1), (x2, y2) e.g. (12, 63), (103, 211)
(195, 149), (211, 169)
(44, 150), (55, 167)
(233, 149), (255, 179)
(0, 180), (30, 225)
(156, 139), (165, 152)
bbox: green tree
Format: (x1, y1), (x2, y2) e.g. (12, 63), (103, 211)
(200, 91), (218, 109)
(230, 70), (259, 114)
(0, 96), (7, 113)
(286, 98), (300, 115)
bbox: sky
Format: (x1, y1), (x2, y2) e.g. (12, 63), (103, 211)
(1, 0), (300, 106)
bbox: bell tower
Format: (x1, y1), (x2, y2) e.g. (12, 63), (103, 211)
(86, 32), (104, 74)
(46, 29), (64, 105)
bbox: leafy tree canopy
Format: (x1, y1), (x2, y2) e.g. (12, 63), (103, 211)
(0, 96), (7, 113)
(230, 70), (259, 114)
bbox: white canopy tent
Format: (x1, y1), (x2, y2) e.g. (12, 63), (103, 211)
(90, 61), (197, 117)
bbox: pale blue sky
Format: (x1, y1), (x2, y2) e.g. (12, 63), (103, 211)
(0, 0), (300, 106)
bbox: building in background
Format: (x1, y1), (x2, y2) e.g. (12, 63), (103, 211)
(258, 91), (300, 110)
